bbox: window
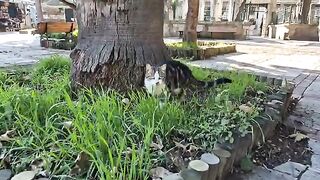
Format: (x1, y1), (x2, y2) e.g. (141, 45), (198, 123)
(313, 6), (320, 24)
(277, 5), (295, 24)
(203, 1), (211, 21)
(221, 1), (229, 21)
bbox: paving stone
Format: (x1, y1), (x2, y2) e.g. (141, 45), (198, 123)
(309, 139), (320, 155)
(234, 166), (296, 180)
(300, 168), (320, 180)
(274, 161), (307, 178)
(311, 154), (320, 171)
(293, 73), (310, 86)
(0, 169), (12, 180)
(286, 115), (317, 134)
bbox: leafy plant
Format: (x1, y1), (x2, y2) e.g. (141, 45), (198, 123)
(0, 56), (270, 179)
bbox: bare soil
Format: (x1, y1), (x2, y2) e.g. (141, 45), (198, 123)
(252, 124), (312, 168)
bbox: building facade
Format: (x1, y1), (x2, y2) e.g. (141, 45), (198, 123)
(172, 0), (239, 22)
(169, 0), (320, 37)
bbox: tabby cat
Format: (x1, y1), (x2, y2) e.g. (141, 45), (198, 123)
(144, 60), (232, 96)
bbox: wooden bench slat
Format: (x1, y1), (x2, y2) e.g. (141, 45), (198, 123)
(37, 22), (77, 34)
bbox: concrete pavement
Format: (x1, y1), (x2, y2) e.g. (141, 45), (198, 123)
(0, 32), (69, 68)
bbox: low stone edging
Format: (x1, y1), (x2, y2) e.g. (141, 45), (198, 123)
(167, 45), (236, 60)
(40, 39), (76, 50)
(164, 75), (295, 180)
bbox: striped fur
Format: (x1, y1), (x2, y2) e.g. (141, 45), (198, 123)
(144, 60), (232, 96)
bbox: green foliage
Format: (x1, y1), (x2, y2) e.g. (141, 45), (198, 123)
(166, 42), (233, 50)
(0, 56), (269, 179)
(44, 33), (66, 39)
(166, 42), (200, 50)
(240, 154), (254, 172)
(72, 29), (78, 38)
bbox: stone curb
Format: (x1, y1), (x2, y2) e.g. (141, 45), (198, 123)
(167, 45), (237, 60)
(175, 76), (295, 180)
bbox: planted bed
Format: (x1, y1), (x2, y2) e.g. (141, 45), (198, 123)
(0, 56), (293, 180)
(166, 42), (236, 60)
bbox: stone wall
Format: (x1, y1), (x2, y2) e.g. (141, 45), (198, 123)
(275, 23), (319, 41)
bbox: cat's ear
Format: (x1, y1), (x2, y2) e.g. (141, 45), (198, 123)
(145, 64), (154, 76)
(146, 64), (152, 72)
(160, 64), (167, 72)
(146, 64), (152, 70)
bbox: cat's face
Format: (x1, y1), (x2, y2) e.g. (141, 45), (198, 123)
(144, 64), (167, 96)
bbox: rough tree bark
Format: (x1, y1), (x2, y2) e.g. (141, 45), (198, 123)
(59, 0), (76, 10)
(183, 0), (200, 43)
(35, 0), (43, 22)
(234, 0), (246, 21)
(301, 0), (312, 24)
(70, 0), (170, 92)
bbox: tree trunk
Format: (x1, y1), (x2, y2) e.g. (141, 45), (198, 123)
(70, 0), (170, 92)
(35, 0), (43, 22)
(234, 0), (246, 21)
(183, 0), (199, 43)
(301, 0), (312, 24)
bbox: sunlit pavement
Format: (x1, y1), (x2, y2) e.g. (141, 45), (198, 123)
(0, 32), (69, 67)
(164, 36), (320, 81)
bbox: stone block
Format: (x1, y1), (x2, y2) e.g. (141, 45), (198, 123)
(274, 78), (283, 86)
(237, 166), (295, 180)
(309, 139), (320, 155)
(274, 161), (307, 178)
(300, 169), (320, 180)
(259, 75), (268, 82)
(266, 100), (284, 110)
(265, 106), (282, 122)
(275, 24), (319, 41)
(311, 154), (320, 171)
(0, 169), (12, 180)
(267, 77), (275, 85)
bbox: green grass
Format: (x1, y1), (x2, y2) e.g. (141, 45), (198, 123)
(0, 56), (269, 179)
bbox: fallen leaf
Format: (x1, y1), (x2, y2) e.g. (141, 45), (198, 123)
(166, 147), (187, 170)
(30, 159), (46, 171)
(122, 98), (130, 105)
(0, 130), (15, 142)
(11, 170), (37, 180)
(239, 104), (254, 113)
(257, 90), (264, 95)
(37, 170), (49, 179)
(150, 167), (173, 179)
(150, 136), (163, 151)
(289, 132), (309, 142)
(70, 151), (91, 176)
(122, 147), (133, 157)
(174, 141), (189, 152)
(62, 121), (73, 129)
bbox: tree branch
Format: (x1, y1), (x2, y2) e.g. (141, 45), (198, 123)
(59, 0), (76, 10)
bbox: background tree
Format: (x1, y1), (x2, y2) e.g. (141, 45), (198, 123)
(234, 0), (246, 21)
(58, 0), (76, 9)
(35, 0), (44, 22)
(300, 0), (311, 24)
(183, 0), (200, 43)
(61, 0), (169, 92)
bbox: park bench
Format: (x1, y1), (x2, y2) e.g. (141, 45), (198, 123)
(177, 24), (238, 39)
(37, 21), (77, 48)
